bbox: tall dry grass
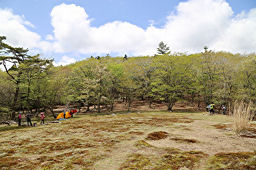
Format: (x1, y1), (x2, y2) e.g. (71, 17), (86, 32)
(232, 101), (253, 134)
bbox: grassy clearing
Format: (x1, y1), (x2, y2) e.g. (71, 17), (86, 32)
(0, 111), (256, 169)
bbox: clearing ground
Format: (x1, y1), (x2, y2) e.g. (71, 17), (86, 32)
(0, 111), (256, 169)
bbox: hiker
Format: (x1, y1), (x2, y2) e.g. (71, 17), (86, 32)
(18, 112), (22, 126)
(221, 105), (227, 115)
(70, 109), (74, 118)
(209, 104), (215, 115)
(26, 114), (33, 126)
(40, 112), (45, 125)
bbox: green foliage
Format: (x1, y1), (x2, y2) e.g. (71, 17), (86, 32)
(157, 41), (170, 55)
(1, 35), (256, 116)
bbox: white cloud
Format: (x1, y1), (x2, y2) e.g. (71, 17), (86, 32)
(53, 55), (76, 66)
(46, 34), (54, 41)
(0, 8), (54, 53)
(1, 0), (256, 58)
(49, 1), (256, 55)
(0, 8), (41, 48)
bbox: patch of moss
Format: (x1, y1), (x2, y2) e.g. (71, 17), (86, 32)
(206, 151), (256, 169)
(120, 154), (152, 169)
(155, 149), (207, 169)
(134, 140), (154, 149)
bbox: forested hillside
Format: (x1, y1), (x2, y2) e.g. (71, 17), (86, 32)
(1, 36), (256, 120)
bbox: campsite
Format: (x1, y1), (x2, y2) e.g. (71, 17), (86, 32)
(1, 102), (256, 169)
(1, 0), (256, 169)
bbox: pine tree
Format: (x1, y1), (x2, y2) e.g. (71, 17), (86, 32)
(157, 41), (170, 54)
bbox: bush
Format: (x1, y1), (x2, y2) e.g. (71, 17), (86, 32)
(0, 107), (10, 121)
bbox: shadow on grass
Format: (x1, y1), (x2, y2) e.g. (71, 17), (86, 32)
(80, 109), (205, 117)
(0, 125), (29, 132)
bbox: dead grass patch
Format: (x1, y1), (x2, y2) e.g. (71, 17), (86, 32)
(212, 123), (230, 129)
(240, 128), (256, 138)
(170, 137), (199, 143)
(142, 117), (193, 127)
(119, 154), (151, 170)
(232, 101), (253, 134)
(128, 131), (144, 135)
(206, 151), (256, 169)
(157, 150), (208, 169)
(134, 140), (154, 149)
(120, 148), (207, 170)
(0, 156), (21, 168)
(146, 131), (168, 140)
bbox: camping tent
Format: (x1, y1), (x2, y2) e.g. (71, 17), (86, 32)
(56, 111), (72, 120)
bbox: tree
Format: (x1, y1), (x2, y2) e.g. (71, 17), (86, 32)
(151, 54), (190, 111)
(157, 41), (170, 55)
(0, 36), (52, 119)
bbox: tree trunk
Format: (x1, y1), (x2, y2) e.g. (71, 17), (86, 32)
(128, 97), (132, 112)
(86, 104), (90, 112)
(49, 107), (56, 118)
(149, 98), (152, 109)
(11, 85), (20, 120)
(97, 95), (101, 113)
(167, 102), (174, 112)
(110, 102), (114, 111)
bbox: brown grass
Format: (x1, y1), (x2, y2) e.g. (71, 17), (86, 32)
(1, 111), (255, 169)
(170, 137), (199, 143)
(134, 140), (154, 149)
(212, 123), (230, 129)
(119, 154), (151, 169)
(146, 131), (168, 140)
(206, 151), (256, 169)
(232, 101), (253, 134)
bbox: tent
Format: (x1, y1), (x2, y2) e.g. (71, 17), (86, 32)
(56, 111), (72, 120)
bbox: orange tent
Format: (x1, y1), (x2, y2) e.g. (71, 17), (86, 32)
(56, 111), (72, 120)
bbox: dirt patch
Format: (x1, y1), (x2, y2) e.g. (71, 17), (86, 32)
(206, 152), (256, 169)
(170, 137), (199, 143)
(212, 123), (231, 129)
(146, 131), (168, 140)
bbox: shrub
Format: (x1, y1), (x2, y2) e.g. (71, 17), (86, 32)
(232, 101), (253, 134)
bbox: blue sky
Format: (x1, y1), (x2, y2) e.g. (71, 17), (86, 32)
(0, 0), (256, 65)
(1, 0), (255, 35)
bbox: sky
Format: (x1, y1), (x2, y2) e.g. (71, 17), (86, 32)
(0, 0), (256, 66)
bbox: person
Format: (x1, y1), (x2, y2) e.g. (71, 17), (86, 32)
(40, 112), (45, 125)
(26, 114), (32, 126)
(70, 109), (74, 118)
(221, 105), (227, 115)
(18, 112), (22, 126)
(209, 104), (215, 115)
(206, 104), (211, 112)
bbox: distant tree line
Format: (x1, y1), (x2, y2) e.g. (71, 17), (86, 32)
(1, 37), (256, 120)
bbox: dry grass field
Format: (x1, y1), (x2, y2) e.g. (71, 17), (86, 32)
(0, 111), (256, 169)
